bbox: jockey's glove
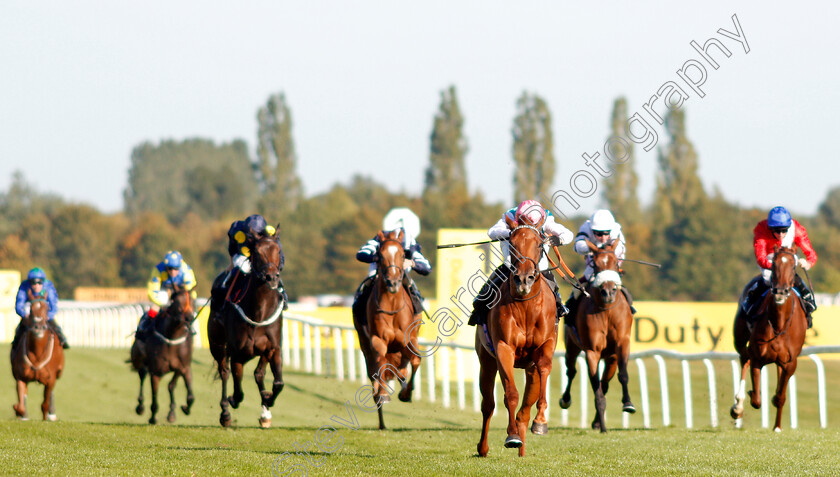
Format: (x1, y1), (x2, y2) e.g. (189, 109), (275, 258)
(233, 254), (252, 274)
(548, 235), (564, 247)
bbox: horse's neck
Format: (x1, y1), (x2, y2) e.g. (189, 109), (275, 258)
(161, 314), (186, 337)
(26, 329), (52, 357)
(374, 276), (406, 307)
(765, 294), (794, 326)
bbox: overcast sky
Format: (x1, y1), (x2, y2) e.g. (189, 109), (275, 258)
(1, 2), (836, 218)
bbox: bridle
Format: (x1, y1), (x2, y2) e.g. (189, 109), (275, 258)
(508, 224), (545, 302)
(589, 245), (623, 311)
(373, 237), (408, 314)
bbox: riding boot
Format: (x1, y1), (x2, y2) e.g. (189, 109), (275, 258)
(542, 271), (568, 321)
(469, 265), (509, 326)
(210, 271), (228, 316)
(743, 278), (767, 318)
(352, 276), (375, 322)
(277, 278), (290, 311)
(48, 320), (70, 349)
(135, 312), (150, 342)
(564, 294), (577, 328)
(403, 276), (424, 315)
(621, 287), (637, 314)
(11, 322), (24, 352)
(794, 274), (817, 328)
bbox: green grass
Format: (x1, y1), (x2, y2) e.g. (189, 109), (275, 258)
(2, 344), (840, 476)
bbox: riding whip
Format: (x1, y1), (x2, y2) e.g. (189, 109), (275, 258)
(621, 258), (662, 268)
(437, 238), (504, 249)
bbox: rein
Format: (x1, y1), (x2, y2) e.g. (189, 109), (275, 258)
(371, 281), (408, 315)
(22, 329), (55, 372)
(231, 293), (284, 327)
(371, 238), (409, 314)
(508, 224), (546, 303)
(757, 248), (800, 344)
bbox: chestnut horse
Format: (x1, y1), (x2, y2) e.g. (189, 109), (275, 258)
(475, 213), (557, 457)
(559, 238), (635, 432)
(130, 285), (195, 424)
(10, 290), (64, 420)
(208, 235), (285, 428)
(353, 229), (421, 430)
(730, 246), (807, 431)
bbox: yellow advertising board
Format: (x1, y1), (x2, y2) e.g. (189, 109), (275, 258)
(74, 287), (148, 303)
(0, 270), (21, 343)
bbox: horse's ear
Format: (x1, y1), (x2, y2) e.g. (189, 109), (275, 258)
(586, 239), (599, 253)
(505, 215), (517, 229)
(773, 245), (779, 255)
(377, 230), (386, 242)
(397, 228), (405, 243)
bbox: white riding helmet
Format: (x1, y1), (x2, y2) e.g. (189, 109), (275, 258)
(382, 208), (420, 242)
(590, 209), (616, 232)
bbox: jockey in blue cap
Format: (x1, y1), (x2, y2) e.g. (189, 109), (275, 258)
(13, 267), (69, 349)
(135, 250), (198, 342)
(210, 214), (288, 313)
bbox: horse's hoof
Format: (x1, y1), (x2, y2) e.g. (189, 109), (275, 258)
(259, 417), (272, 429)
(47, 414), (57, 422)
(13, 404), (25, 418)
(228, 397), (241, 409)
(167, 412), (176, 423)
(559, 397), (571, 409)
(592, 420), (601, 431)
(149, 417), (157, 425)
(774, 427), (782, 433)
(18, 416), (29, 422)
(220, 412), (232, 428)
(730, 404), (743, 420)
(398, 391), (412, 403)
(504, 435), (523, 448)
(748, 391), (760, 410)
(531, 421), (548, 435)
(181, 405), (191, 416)
(623, 402), (637, 414)
(135, 404), (144, 415)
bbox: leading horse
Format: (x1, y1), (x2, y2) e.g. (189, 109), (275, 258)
(731, 245), (807, 431)
(353, 229), (422, 430)
(130, 285), (196, 424)
(208, 234), (285, 428)
(475, 213), (557, 457)
(10, 290), (65, 420)
(559, 238), (635, 432)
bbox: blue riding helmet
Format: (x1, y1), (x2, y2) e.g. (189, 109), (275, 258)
(244, 214), (267, 234)
(767, 206), (792, 228)
(164, 250), (182, 269)
(27, 267), (47, 281)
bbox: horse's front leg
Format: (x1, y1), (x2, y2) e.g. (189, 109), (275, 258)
(13, 380), (27, 419)
(254, 355), (272, 429)
(229, 361), (245, 409)
(369, 335), (391, 405)
(149, 374), (161, 425)
(529, 340), (555, 437)
(560, 330), (580, 409)
(135, 368), (147, 416)
(495, 342), (522, 451)
(42, 379), (56, 421)
(730, 351), (750, 419)
(475, 333), (498, 457)
(167, 373), (179, 423)
(398, 322), (422, 403)
(772, 359), (798, 432)
(266, 350), (284, 407)
(586, 349), (607, 432)
(616, 344), (636, 414)
(217, 355), (232, 428)
(748, 361), (762, 410)
(181, 365), (195, 416)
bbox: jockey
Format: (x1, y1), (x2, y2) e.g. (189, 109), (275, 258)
(210, 214), (288, 312)
(566, 209), (636, 320)
(351, 208), (431, 320)
(135, 250), (197, 341)
(743, 206), (818, 326)
(13, 267), (69, 349)
(468, 199), (574, 327)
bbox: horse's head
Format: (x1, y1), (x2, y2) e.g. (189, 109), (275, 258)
(251, 236), (283, 289)
(506, 213), (545, 297)
(164, 284), (194, 325)
(771, 246), (797, 305)
(587, 238), (622, 305)
(25, 289), (49, 339)
(376, 229), (405, 294)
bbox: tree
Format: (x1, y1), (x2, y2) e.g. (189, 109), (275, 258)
(51, 205), (124, 293)
(422, 85), (469, 229)
(652, 109), (707, 225)
(818, 186), (840, 229)
(255, 93), (304, 221)
(124, 139), (256, 223)
(512, 92), (555, 204)
(602, 97), (641, 225)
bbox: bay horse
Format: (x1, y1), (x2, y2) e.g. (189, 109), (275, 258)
(10, 289), (65, 420)
(559, 238), (635, 432)
(130, 285), (195, 424)
(208, 234), (285, 428)
(475, 213), (557, 457)
(353, 229), (421, 430)
(730, 245), (807, 431)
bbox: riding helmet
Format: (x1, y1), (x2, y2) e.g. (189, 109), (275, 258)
(767, 206), (792, 228)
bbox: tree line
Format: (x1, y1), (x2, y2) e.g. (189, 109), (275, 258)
(2, 87), (840, 302)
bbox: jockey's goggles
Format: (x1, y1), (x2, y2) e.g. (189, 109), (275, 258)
(31, 279), (44, 285)
(770, 227), (789, 234)
(593, 230), (610, 237)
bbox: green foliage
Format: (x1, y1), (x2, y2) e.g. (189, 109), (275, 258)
(512, 92), (555, 204)
(602, 97), (642, 225)
(123, 138), (257, 223)
(256, 92), (304, 220)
